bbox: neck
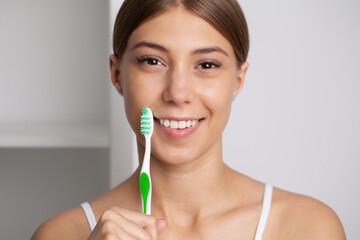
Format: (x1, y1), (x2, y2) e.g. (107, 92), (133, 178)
(135, 139), (233, 226)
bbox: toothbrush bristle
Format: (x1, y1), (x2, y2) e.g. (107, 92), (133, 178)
(140, 108), (154, 136)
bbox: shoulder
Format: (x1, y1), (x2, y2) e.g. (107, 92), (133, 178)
(31, 181), (136, 240)
(267, 187), (346, 240)
(31, 205), (90, 240)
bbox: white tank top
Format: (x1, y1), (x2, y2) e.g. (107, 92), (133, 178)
(81, 183), (273, 239)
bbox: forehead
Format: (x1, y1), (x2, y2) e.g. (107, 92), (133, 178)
(126, 6), (235, 56)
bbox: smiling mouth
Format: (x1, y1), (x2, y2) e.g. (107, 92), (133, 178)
(154, 117), (204, 130)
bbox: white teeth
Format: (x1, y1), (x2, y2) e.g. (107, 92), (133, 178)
(186, 120), (191, 127)
(158, 118), (200, 129)
(170, 120), (178, 129)
(178, 121), (186, 129)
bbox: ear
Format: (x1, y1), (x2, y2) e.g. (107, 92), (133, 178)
(109, 54), (123, 96)
(232, 61), (249, 100)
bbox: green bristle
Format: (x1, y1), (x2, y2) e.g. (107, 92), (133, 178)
(142, 108), (151, 115)
(140, 108), (153, 135)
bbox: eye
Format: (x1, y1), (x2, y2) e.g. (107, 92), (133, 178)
(137, 56), (163, 66)
(197, 60), (221, 70)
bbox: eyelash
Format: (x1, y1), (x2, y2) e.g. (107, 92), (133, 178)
(136, 56), (221, 70)
(136, 56), (163, 66)
(197, 60), (221, 70)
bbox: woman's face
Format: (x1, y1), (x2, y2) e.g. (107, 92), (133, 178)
(111, 6), (248, 165)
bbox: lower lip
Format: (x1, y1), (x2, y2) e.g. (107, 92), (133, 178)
(155, 119), (202, 140)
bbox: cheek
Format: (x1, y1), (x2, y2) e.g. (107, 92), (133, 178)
(202, 78), (234, 113)
(122, 67), (163, 133)
(121, 68), (144, 134)
(200, 76), (235, 134)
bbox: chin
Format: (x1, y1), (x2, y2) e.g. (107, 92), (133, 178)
(152, 146), (201, 166)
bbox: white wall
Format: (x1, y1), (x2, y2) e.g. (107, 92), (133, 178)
(0, 1), (110, 239)
(108, 0), (359, 238)
(223, 1), (359, 239)
(1, 0), (357, 239)
(109, 0), (137, 188)
(0, 0), (109, 125)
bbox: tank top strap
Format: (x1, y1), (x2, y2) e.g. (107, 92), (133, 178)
(80, 202), (97, 232)
(254, 183), (273, 240)
(80, 185), (273, 237)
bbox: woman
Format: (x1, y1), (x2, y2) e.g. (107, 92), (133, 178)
(32, 0), (346, 239)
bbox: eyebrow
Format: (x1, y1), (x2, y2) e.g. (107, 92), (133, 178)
(131, 41), (229, 57)
(131, 41), (168, 53)
(191, 47), (229, 57)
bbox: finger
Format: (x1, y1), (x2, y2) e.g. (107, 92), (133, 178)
(101, 209), (152, 239)
(109, 207), (157, 227)
(156, 218), (169, 234)
(101, 231), (136, 240)
(115, 228), (137, 240)
(109, 207), (161, 238)
(101, 219), (138, 240)
(114, 211), (153, 239)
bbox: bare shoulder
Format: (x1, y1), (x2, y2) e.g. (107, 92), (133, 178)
(31, 176), (138, 240)
(31, 206), (90, 240)
(267, 187), (346, 240)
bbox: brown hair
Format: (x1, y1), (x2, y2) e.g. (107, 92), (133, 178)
(113, 0), (249, 65)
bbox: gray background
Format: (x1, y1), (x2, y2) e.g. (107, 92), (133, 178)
(0, 149), (109, 240)
(224, 1), (359, 239)
(0, 0), (110, 239)
(1, 0), (359, 239)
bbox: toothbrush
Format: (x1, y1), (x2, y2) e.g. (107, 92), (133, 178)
(140, 108), (154, 215)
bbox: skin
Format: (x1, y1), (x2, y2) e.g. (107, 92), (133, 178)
(32, 6), (346, 240)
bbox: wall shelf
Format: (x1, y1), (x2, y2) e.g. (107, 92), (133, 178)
(0, 123), (109, 148)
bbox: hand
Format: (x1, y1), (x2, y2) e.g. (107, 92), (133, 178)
(88, 207), (168, 240)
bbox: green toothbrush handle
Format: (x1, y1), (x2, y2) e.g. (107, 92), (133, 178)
(140, 172), (152, 214)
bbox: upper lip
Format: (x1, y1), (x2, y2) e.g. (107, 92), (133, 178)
(154, 116), (203, 121)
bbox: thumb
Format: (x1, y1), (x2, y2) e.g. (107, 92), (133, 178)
(156, 218), (169, 234)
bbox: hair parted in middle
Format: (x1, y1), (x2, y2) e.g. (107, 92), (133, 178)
(113, 0), (249, 66)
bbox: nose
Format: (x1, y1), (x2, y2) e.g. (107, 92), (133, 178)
(162, 64), (195, 105)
